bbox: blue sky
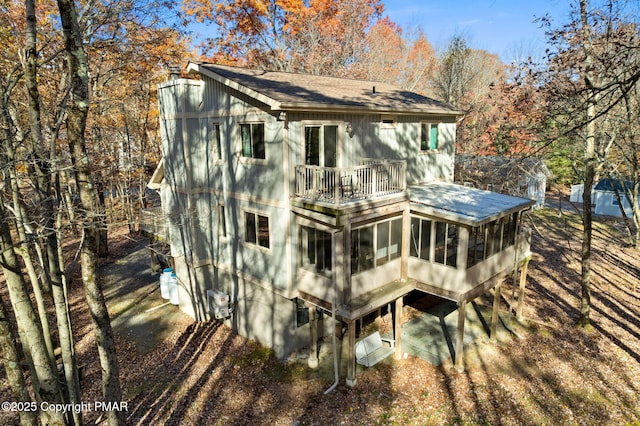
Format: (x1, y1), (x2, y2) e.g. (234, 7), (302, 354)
(381, 0), (573, 62)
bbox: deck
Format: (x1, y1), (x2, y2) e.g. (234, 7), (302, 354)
(294, 159), (406, 208)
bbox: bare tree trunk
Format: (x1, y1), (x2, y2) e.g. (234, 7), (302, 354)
(579, 0), (594, 328)
(24, 1), (83, 423)
(6, 196), (56, 367)
(0, 203), (65, 425)
(622, 90), (640, 250)
(56, 0), (123, 423)
(0, 294), (37, 426)
(60, 169), (79, 234)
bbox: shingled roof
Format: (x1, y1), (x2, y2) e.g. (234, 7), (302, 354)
(186, 62), (461, 116)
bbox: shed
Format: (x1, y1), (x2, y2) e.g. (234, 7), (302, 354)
(593, 178), (637, 217)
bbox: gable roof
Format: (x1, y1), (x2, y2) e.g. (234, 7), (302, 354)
(187, 62), (462, 116)
(595, 178), (634, 192)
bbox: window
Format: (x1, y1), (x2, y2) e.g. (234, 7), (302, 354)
(467, 213), (518, 268)
(410, 216), (432, 261)
(467, 224), (486, 267)
(245, 211), (269, 248)
(434, 221), (458, 267)
(485, 220), (503, 258)
(376, 219), (402, 266)
(300, 226), (332, 274)
(410, 216), (458, 268)
(293, 299), (323, 328)
(501, 214), (517, 250)
(611, 194), (629, 207)
(294, 298), (309, 328)
(240, 123), (265, 159)
(218, 204), (227, 237)
(304, 124), (337, 167)
(351, 217), (402, 274)
(213, 123), (222, 160)
(351, 226), (374, 274)
(420, 123), (438, 151)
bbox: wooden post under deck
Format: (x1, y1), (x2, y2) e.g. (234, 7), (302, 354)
(516, 259), (530, 321)
(346, 320), (357, 387)
(394, 297), (403, 360)
(307, 302), (319, 368)
(491, 280), (502, 342)
(454, 299), (466, 372)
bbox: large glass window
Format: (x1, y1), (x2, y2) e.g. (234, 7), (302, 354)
(502, 213), (517, 250)
(240, 123), (265, 159)
(376, 219), (402, 266)
(300, 226), (332, 274)
(467, 213), (518, 268)
(411, 216), (458, 268)
(245, 211), (269, 248)
(352, 217), (402, 274)
(305, 125), (337, 167)
(351, 226), (374, 274)
(467, 224), (486, 267)
(486, 220), (502, 257)
(434, 222), (458, 267)
(410, 216), (431, 261)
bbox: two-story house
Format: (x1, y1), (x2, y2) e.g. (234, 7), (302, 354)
(149, 62), (535, 385)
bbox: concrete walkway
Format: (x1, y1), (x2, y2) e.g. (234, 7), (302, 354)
(100, 239), (191, 353)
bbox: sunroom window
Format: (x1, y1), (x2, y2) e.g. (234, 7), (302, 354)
(351, 217), (402, 274)
(467, 213), (518, 268)
(300, 226), (332, 275)
(410, 216), (458, 268)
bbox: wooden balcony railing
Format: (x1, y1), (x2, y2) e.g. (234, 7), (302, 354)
(294, 159), (406, 206)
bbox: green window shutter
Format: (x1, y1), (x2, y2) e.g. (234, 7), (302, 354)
(430, 125), (438, 150)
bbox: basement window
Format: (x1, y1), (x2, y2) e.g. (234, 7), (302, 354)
(294, 298), (309, 328)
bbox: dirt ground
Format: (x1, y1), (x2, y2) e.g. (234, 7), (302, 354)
(1, 199), (640, 425)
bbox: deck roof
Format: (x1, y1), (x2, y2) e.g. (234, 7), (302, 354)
(408, 183), (536, 226)
(187, 62), (462, 116)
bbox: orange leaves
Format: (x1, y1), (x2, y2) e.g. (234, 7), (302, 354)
(182, 0), (215, 22)
(183, 0), (385, 74)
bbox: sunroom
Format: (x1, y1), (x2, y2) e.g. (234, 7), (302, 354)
(407, 182), (535, 370)
(294, 182), (534, 383)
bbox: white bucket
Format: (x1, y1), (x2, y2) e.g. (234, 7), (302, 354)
(160, 268), (173, 299)
(168, 273), (179, 305)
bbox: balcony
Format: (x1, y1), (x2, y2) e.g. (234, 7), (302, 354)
(294, 159), (407, 207)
